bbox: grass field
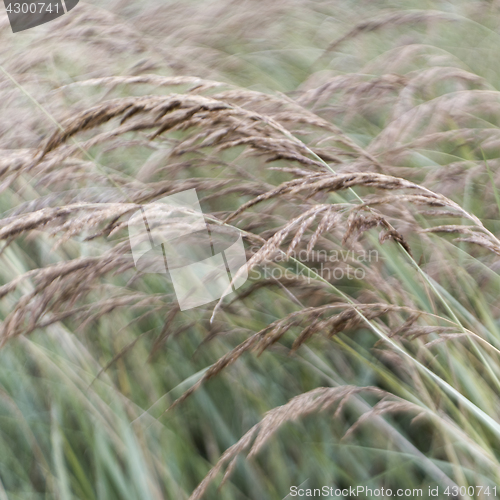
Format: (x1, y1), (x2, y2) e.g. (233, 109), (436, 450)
(1, 0), (500, 498)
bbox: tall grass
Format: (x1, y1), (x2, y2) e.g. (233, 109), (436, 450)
(1, 0), (500, 498)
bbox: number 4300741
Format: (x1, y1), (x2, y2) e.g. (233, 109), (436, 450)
(445, 486), (497, 497)
(6, 3), (60, 14)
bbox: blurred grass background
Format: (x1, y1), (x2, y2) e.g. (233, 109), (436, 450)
(1, 0), (500, 499)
